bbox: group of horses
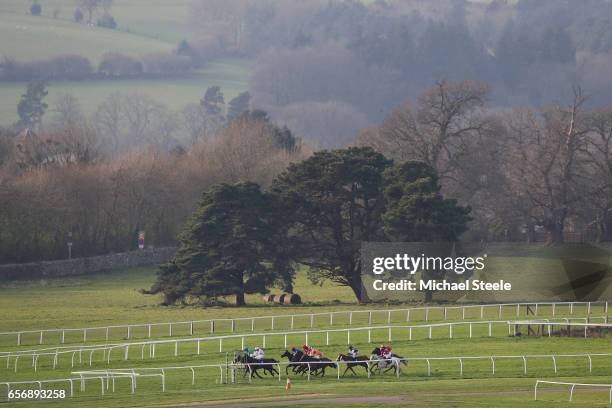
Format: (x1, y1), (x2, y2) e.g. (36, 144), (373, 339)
(234, 347), (407, 379)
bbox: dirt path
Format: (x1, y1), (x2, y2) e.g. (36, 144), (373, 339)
(175, 387), (607, 408)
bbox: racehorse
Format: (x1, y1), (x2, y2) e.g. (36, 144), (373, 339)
(281, 350), (305, 374)
(234, 353), (280, 379)
(281, 350), (337, 376)
(303, 355), (337, 377)
(335, 354), (369, 376)
(369, 347), (406, 375)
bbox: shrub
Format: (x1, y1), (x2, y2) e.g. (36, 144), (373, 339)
(97, 14), (117, 29)
(74, 8), (83, 23)
(30, 3), (42, 16)
(98, 52), (143, 77)
(142, 53), (192, 75)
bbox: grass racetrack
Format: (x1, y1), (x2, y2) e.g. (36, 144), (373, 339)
(1, 267), (611, 407)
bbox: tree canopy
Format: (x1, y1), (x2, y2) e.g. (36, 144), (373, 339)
(148, 147), (471, 305)
(146, 182), (289, 305)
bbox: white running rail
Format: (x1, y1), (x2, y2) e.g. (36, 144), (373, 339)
(1, 301), (608, 346)
(2, 320), (611, 372)
(534, 380), (612, 403)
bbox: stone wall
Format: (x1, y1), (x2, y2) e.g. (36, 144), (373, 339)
(0, 247), (177, 281)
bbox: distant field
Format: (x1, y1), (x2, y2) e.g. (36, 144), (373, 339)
(0, 13), (174, 62)
(0, 58), (250, 125)
(0, 266), (356, 333)
(0, 0), (192, 43)
(0, 2), (250, 126)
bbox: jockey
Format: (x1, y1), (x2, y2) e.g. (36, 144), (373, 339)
(290, 346), (300, 357)
(249, 346), (265, 360)
(348, 345), (359, 359)
(303, 344), (322, 359)
(379, 345), (392, 359)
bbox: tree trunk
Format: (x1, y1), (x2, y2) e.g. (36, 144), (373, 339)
(424, 290), (433, 303)
(235, 292), (245, 306)
(349, 273), (369, 303)
(548, 218), (565, 245)
(526, 221), (536, 243)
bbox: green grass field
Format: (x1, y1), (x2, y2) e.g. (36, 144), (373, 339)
(0, 0), (192, 43)
(0, 2), (250, 126)
(0, 267), (611, 407)
(0, 59), (250, 125)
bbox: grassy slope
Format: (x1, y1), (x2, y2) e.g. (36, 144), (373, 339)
(0, 2), (249, 125)
(0, 0), (192, 43)
(0, 267), (355, 333)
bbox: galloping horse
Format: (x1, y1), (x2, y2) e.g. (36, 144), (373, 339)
(234, 353), (280, 379)
(281, 350), (337, 376)
(281, 350), (305, 374)
(369, 347), (406, 375)
(335, 354), (369, 376)
(303, 355), (337, 377)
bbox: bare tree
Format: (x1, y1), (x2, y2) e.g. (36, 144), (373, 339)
(502, 88), (590, 244)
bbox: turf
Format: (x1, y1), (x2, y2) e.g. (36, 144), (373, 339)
(0, 267), (611, 407)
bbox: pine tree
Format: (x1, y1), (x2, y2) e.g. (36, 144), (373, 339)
(147, 182), (290, 306)
(227, 91), (251, 120)
(17, 80), (48, 129)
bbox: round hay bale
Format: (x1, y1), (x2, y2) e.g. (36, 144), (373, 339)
(263, 294), (275, 302)
(287, 293), (302, 304)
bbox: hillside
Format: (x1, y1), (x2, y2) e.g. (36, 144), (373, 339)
(0, 0), (192, 43)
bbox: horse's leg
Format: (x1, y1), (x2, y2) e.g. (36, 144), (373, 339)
(342, 366), (350, 377)
(348, 366), (357, 376)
